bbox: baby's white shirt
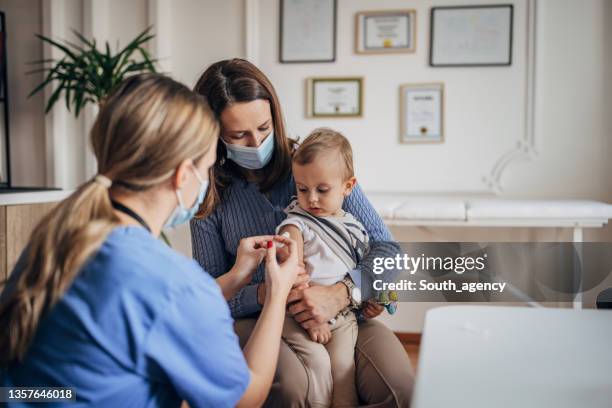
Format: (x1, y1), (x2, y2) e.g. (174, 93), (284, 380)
(276, 213), (364, 286)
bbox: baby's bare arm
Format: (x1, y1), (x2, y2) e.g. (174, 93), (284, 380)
(278, 224), (304, 265)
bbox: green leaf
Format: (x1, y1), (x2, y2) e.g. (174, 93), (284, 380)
(27, 61), (64, 98)
(25, 58), (56, 65)
(71, 29), (95, 48)
(137, 48), (157, 72)
(116, 26), (154, 56)
(35, 34), (78, 61)
(29, 28), (157, 116)
(24, 67), (52, 75)
(45, 80), (65, 113)
(63, 39), (87, 54)
(64, 84), (72, 111)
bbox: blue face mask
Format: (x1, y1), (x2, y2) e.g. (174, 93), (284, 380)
(164, 167), (209, 229)
(222, 131), (275, 170)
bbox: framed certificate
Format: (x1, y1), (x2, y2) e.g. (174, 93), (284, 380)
(430, 5), (513, 66)
(306, 77), (363, 118)
(279, 0), (337, 63)
(400, 83), (444, 143)
(355, 10), (416, 54)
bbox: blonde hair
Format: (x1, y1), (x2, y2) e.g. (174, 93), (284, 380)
(293, 127), (354, 179)
(0, 74), (218, 365)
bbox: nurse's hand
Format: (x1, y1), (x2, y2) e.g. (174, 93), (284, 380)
(257, 265), (308, 305)
(264, 235), (299, 301)
(232, 235), (274, 287)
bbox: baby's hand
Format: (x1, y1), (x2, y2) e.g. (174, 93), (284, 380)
(307, 323), (332, 344)
(361, 300), (385, 319)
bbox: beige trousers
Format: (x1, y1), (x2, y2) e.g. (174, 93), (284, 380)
(281, 312), (358, 407)
(234, 317), (414, 408)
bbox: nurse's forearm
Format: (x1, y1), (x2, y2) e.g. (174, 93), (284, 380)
(215, 269), (245, 300)
(237, 292), (286, 408)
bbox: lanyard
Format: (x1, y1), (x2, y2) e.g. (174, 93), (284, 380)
(111, 200), (151, 233)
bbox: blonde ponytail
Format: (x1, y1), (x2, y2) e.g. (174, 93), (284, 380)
(0, 74), (218, 365)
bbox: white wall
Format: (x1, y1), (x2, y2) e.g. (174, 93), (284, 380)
(253, 0), (612, 332)
(7, 0), (612, 331)
(12, 0), (612, 198)
(7, 0), (244, 254)
(5, 0), (244, 189)
(379, 0), (612, 332)
(257, 0), (530, 194)
(502, 0), (612, 200)
(170, 0), (245, 86)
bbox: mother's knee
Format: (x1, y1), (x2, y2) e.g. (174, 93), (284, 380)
(268, 379), (309, 407)
(264, 340), (310, 407)
(355, 320), (414, 407)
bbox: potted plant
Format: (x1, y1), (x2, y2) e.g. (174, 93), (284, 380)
(28, 27), (157, 115)
(27, 28), (174, 245)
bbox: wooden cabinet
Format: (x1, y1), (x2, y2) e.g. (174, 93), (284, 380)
(1, 202), (58, 281)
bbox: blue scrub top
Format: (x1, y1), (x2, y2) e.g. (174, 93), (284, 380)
(2, 226), (250, 408)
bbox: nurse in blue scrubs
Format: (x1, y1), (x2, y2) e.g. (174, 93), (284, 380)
(0, 74), (299, 407)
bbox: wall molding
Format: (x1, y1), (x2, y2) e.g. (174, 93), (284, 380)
(482, 0), (538, 194)
(244, 0), (260, 64)
(41, 0), (69, 188)
(81, 0), (110, 180)
(147, 0), (173, 73)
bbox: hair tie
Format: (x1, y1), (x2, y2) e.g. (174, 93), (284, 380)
(94, 174), (112, 189)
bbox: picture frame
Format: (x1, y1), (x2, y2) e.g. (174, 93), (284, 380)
(306, 77), (363, 118)
(399, 83), (444, 144)
(355, 9), (416, 54)
(279, 0), (337, 63)
(430, 5), (513, 67)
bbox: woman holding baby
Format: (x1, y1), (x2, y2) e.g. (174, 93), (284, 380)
(191, 59), (414, 407)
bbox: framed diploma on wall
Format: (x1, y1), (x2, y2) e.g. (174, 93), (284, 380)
(400, 83), (444, 143)
(306, 77), (363, 118)
(279, 0), (337, 63)
(355, 9), (416, 54)
(430, 5), (513, 66)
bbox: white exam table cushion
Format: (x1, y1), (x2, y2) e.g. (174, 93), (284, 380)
(394, 197), (466, 221)
(365, 193), (407, 219)
(366, 194), (466, 221)
(467, 199), (612, 221)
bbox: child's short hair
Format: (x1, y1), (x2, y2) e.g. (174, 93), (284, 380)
(293, 128), (354, 179)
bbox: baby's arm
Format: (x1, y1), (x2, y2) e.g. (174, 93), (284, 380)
(277, 224), (304, 266)
(279, 224), (331, 344)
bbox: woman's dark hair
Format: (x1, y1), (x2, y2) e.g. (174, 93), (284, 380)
(193, 58), (297, 218)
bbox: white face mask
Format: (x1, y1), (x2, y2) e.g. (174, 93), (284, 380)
(222, 131), (275, 170)
(163, 167), (208, 229)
